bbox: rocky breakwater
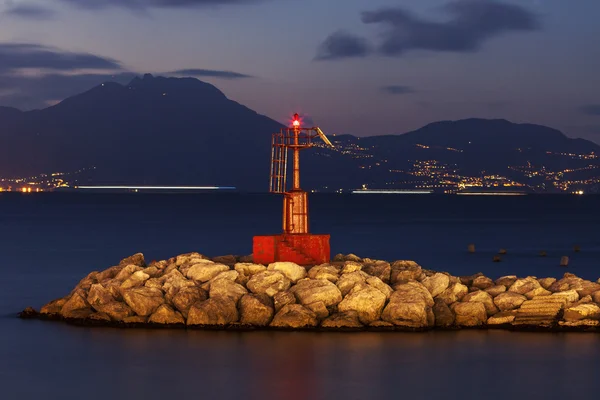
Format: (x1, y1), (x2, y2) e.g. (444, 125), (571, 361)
(20, 253), (600, 331)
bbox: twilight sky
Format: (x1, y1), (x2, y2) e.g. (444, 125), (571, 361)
(0, 0), (599, 140)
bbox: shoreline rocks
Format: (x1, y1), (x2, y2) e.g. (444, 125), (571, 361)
(19, 252), (600, 333)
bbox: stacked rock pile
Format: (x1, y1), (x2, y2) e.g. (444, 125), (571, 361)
(21, 252), (600, 331)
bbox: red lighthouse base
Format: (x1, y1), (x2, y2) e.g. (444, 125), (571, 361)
(253, 234), (330, 266)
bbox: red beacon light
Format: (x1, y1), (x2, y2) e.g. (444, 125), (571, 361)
(292, 113), (300, 127)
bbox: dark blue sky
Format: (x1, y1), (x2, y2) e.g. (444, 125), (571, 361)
(0, 0), (599, 140)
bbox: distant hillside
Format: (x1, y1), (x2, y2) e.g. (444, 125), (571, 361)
(1, 75), (599, 192)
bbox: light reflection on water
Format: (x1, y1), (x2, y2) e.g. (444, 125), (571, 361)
(3, 320), (600, 400)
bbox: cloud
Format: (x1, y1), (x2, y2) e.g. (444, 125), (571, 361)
(58, 0), (263, 10)
(317, 0), (539, 60)
(170, 68), (253, 79)
(0, 43), (121, 73)
(3, 3), (56, 19)
(315, 31), (370, 61)
(382, 85), (414, 95)
(580, 105), (600, 116)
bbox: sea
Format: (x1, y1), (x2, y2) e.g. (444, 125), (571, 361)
(1, 193), (600, 399)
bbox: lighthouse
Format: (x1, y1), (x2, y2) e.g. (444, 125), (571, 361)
(252, 113), (334, 266)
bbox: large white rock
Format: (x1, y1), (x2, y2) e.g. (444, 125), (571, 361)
(462, 290), (499, 316)
(247, 271), (291, 297)
(422, 273), (450, 297)
(186, 263), (230, 283)
(291, 279), (343, 307)
(452, 302), (487, 327)
(122, 287), (165, 317)
(564, 303), (600, 321)
(381, 282), (434, 328)
(493, 292), (527, 311)
(270, 304), (318, 328)
(268, 262), (307, 283)
(187, 296), (239, 326)
(338, 284), (387, 324)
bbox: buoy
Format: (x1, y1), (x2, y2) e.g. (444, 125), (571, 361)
(468, 244), (475, 253)
(560, 256), (569, 267)
(493, 255), (502, 263)
(498, 249), (507, 255)
(539, 251), (547, 257)
(574, 245), (581, 253)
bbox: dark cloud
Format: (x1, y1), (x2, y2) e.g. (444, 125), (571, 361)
(580, 105), (600, 116)
(0, 43), (121, 73)
(382, 85), (414, 95)
(3, 3), (56, 19)
(315, 31), (370, 61)
(170, 68), (253, 79)
(58, 0), (262, 9)
(318, 0), (539, 60)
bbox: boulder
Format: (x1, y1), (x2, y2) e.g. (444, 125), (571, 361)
(538, 278), (557, 290)
(422, 273), (450, 297)
(390, 261), (422, 284)
(366, 277), (393, 299)
(487, 311), (517, 325)
(89, 312), (111, 322)
(592, 290), (600, 304)
(524, 287), (552, 300)
(306, 301), (329, 320)
(145, 278), (163, 290)
(462, 290), (499, 316)
(268, 262), (307, 283)
(212, 255), (237, 265)
(338, 284), (387, 324)
(362, 261), (391, 283)
(460, 273), (483, 286)
(87, 284), (114, 307)
(95, 266), (122, 283)
(508, 277), (541, 295)
(119, 253), (146, 268)
(485, 285), (507, 297)
(172, 286), (208, 317)
(40, 298), (67, 315)
(452, 302), (487, 327)
(291, 279), (343, 307)
(472, 276), (494, 290)
(344, 254), (362, 262)
(381, 283), (434, 328)
(563, 303), (600, 322)
(122, 287), (165, 317)
(552, 290), (579, 304)
(209, 279), (247, 304)
(433, 298), (455, 327)
(578, 281), (600, 297)
(149, 304), (185, 325)
(121, 270), (150, 290)
(186, 263), (230, 283)
(234, 263), (267, 277)
(270, 304), (318, 328)
(61, 290), (91, 318)
(307, 265), (339, 283)
(336, 271), (368, 297)
(494, 292), (527, 311)
(247, 271), (291, 297)
(187, 296), (239, 326)
(95, 301), (134, 321)
(210, 270), (240, 283)
(495, 276), (517, 287)
(436, 282), (469, 305)
(321, 311), (363, 329)
(239, 294), (274, 326)
(114, 264), (143, 282)
(341, 261), (363, 274)
(273, 291), (296, 312)
(175, 252), (205, 266)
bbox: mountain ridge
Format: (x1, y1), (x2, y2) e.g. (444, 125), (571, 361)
(0, 75), (598, 193)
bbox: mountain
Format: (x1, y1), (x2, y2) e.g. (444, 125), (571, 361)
(1, 75), (599, 193)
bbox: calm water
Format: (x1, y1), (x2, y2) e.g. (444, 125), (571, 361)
(1, 193), (600, 399)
